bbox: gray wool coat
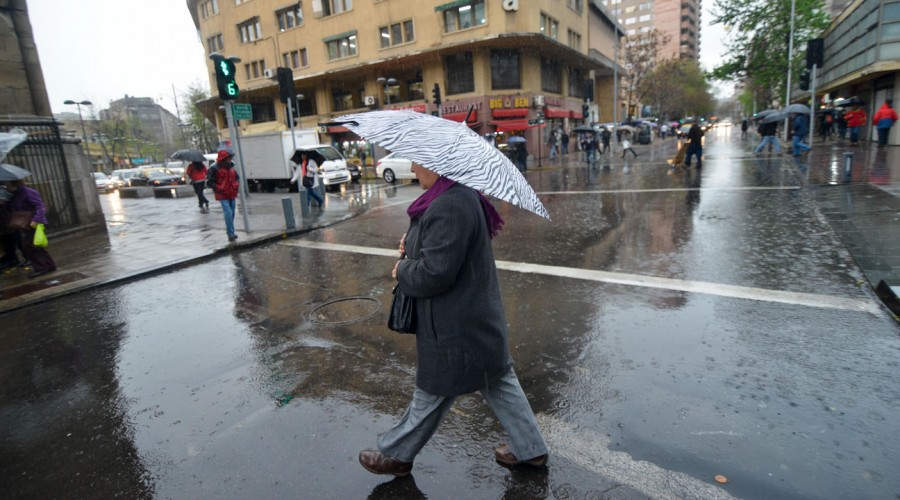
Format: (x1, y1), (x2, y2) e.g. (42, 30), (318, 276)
(397, 184), (512, 397)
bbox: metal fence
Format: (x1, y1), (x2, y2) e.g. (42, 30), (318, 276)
(1, 118), (79, 230)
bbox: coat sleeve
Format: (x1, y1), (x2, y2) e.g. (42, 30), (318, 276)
(398, 194), (476, 298)
(289, 162), (301, 183)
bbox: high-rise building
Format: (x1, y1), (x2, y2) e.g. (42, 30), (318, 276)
(187, 0), (625, 158)
(601, 0), (700, 60)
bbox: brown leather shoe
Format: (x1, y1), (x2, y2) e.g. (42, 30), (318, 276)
(359, 449), (413, 477)
(494, 444), (548, 467)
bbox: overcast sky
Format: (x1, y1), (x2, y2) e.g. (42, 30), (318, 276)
(28, 0), (729, 118)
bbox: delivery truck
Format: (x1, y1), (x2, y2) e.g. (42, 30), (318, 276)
(235, 129), (328, 192)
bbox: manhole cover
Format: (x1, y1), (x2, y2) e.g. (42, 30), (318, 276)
(309, 296), (382, 325)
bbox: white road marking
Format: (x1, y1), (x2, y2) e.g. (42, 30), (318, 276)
(537, 186), (800, 195)
(537, 414), (736, 499)
(281, 240), (881, 315)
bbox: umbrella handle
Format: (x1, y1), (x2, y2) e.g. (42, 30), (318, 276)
(463, 104), (475, 124)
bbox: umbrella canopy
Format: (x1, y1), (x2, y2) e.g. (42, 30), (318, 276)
(0, 163), (32, 181)
(762, 111), (789, 124)
(571, 125), (595, 133)
(783, 104), (811, 114)
(618, 125), (636, 133)
(0, 128), (27, 164)
(332, 110), (549, 219)
(506, 136), (526, 144)
(835, 97), (865, 107)
(170, 149), (207, 162)
(755, 109), (779, 119)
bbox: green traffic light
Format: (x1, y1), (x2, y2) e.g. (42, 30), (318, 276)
(219, 60), (230, 76)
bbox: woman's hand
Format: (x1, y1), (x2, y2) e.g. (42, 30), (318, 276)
(399, 233), (406, 255)
(30, 221), (37, 228)
(392, 259), (400, 280)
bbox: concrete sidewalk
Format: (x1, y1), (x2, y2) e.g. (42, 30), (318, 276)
(1, 136), (899, 317)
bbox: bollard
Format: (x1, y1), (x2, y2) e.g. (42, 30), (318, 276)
(298, 187), (310, 219)
(281, 197), (296, 229)
(843, 152), (854, 182)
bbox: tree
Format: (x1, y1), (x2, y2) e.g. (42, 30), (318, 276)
(643, 59), (715, 120)
(180, 82), (220, 153)
(620, 29), (672, 120)
(710, 0), (830, 108)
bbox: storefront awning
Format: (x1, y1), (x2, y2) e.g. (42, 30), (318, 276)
(491, 108), (528, 119)
(328, 126), (350, 133)
(543, 108), (569, 119)
(570, 110), (583, 119)
(444, 110), (478, 123)
(489, 119), (532, 132)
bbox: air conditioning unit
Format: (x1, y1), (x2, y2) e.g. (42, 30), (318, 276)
(317, 125), (328, 134)
(502, 0), (519, 11)
(364, 95), (376, 106)
(263, 68), (276, 79)
(532, 95), (545, 107)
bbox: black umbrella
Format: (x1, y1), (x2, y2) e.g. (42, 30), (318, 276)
(171, 149), (207, 162)
(572, 125), (596, 133)
(0, 163), (32, 181)
(290, 148), (327, 167)
(835, 97), (865, 107)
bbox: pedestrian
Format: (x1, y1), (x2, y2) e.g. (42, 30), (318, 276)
(754, 120), (782, 156)
(836, 112), (848, 140)
(844, 104), (867, 145)
(290, 150), (324, 208)
(2, 179), (56, 278)
(872, 99), (898, 147)
(208, 149), (240, 241)
(515, 141), (529, 172)
(358, 161), (548, 478)
(0, 183), (23, 270)
(791, 113), (812, 156)
(584, 133), (598, 165)
(621, 135), (638, 159)
(600, 127), (611, 155)
(660, 123), (669, 139)
(684, 122), (704, 167)
(741, 118), (749, 139)
(560, 129), (569, 156)
(185, 160), (210, 213)
(547, 129), (559, 162)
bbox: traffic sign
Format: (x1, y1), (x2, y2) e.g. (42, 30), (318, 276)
(528, 120), (538, 126)
(232, 103), (253, 120)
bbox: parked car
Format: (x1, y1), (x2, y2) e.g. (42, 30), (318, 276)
(110, 168), (139, 188)
(346, 161), (362, 182)
(93, 172), (116, 193)
(294, 145), (351, 191)
(129, 167), (184, 187)
(376, 152), (416, 183)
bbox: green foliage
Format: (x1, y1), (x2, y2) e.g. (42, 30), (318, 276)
(643, 59), (715, 120)
(180, 82), (220, 153)
(710, 0), (830, 106)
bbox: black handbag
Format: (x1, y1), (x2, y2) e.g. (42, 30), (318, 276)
(388, 283), (416, 334)
(302, 176), (314, 188)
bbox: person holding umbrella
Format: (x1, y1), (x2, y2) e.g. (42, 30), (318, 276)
(335, 110), (549, 477)
(185, 160), (209, 213)
(872, 99), (898, 147)
(2, 179), (56, 278)
(791, 113), (812, 157)
(844, 104), (867, 145)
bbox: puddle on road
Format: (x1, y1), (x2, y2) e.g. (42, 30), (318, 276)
(0, 272), (88, 300)
(308, 296), (382, 325)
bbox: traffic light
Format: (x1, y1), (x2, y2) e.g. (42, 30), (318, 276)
(582, 103), (590, 120)
(277, 67), (294, 103)
(807, 38), (824, 69)
(799, 70), (810, 91)
(214, 58), (239, 100)
(432, 83), (441, 106)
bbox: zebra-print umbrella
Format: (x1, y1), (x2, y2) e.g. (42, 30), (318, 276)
(332, 110), (549, 219)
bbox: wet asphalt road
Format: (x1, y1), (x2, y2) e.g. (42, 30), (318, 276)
(1, 129), (899, 499)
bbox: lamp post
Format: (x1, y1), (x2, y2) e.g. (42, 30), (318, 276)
(376, 77), (397, 105)
(64, 100), (93, 162)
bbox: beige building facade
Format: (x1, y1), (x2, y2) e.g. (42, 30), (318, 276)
(600, 0), (700, 60)
(187, 0), (623, 158)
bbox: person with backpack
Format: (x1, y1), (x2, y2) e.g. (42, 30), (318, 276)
(185, 161), (209, 213)
(754, 120), (782, 156)
(208, 149), (240, 242)
(872, 99), (898, 147)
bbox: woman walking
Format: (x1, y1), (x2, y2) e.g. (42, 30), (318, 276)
(290, 150), (324, 208)
(2, 180), (56, 278)
(185, 161), (210, 213)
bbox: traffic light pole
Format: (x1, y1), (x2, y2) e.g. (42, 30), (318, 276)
(225, 101), (251, 233)
(809, 64), (818, 146)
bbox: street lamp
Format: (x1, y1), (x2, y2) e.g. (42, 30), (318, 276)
(376, 77), (397, 105)
(64, 99), (92, 145)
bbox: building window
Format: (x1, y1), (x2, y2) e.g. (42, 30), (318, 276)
(199, 0), (219, 19)
(540, 13), (559, 39)
(318, 0), (353, 17)
(249, 99), (275, 123)
(238, 18), (262, 43)
(568, 67), (585, 97)
(490, 49), (520, 90)
(325, 33), (358, 60)
(567, 0), (583, 13)
(445, 52), (474, 94)
(234, 0), (247, 4)
(332, 89), (355, 111)
(283, 48), (308, 69)
(206, 33), (224, 53)
(244, 59), (267, 80)
(442, 0), (486, 33)
(639, 14), (651, 22)
(541, 57), (562, 93)
(277, 4), (303, 31)
(379, 20), (414, 48)
(568, 29), (582, 50)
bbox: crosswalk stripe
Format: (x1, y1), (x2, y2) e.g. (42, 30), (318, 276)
(281, 240), (881, 315)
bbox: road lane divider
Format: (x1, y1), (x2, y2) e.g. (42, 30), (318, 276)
(281, 240), (881, 315)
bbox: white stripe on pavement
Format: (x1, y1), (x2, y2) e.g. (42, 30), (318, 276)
(537, 414), (736, 500)
(537, 186), (800, 195)
(281, 241), (880, 315)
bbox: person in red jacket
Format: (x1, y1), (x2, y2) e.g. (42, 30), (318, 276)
(843, 104), (867, 144)
(185, 161), (209, 213)
(209, 149), (240, 241)
(872, 99), (898, 147)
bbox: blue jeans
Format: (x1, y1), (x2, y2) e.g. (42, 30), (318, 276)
(792, 135), (812, 155)
(220, 199), (236, 237)
(849, 126), (860, 143)
(685, 144), (702, 166)
(377, 367), (547, 463)
(754, 136), (781, 154)
(305, 185), (323, 207)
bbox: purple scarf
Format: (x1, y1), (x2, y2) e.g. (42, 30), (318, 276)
(407, 177), (504, 239)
